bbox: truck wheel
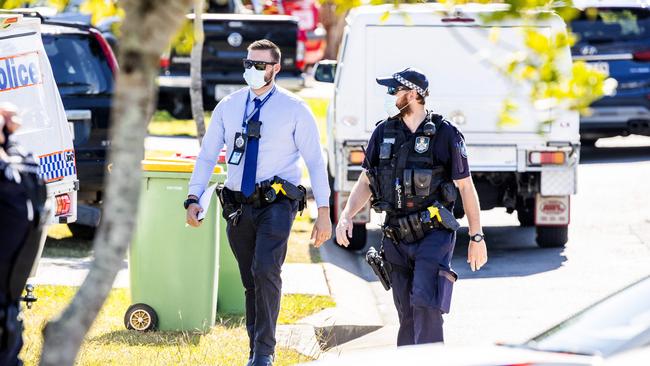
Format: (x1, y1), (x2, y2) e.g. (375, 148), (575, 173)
(535, 226), (568, 248)
(516, 198), (535, 227)
(125, 303), (158, 331)
(334, 223), (367, 251)
(68, 223), (96, 240)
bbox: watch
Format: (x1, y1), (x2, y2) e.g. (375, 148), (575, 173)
(183, 197), (199, 210)
(470, 233), (485, 243)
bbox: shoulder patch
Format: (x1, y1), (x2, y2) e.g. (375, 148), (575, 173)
(456, 139), (468, 158)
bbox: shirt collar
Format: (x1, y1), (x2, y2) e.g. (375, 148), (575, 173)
(248, 84), (275, 101)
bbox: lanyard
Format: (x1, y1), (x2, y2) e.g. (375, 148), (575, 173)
(241, 86), (276, 133)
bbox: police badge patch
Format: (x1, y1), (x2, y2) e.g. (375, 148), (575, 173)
(457, 140), (468, 158)
(414, 136), (430, 154)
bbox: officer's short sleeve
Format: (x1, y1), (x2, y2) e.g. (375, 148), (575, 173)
(362, 123), (383, 170)
(449, 127), (470, 180)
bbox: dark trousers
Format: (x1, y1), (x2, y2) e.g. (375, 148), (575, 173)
(1, 180), (30, 366)
(0, 300), (23, 366)
(226, 198), (298, 357)
(383, 229), (456, 346)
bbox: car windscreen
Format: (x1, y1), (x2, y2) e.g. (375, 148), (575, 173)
(571, 7), (650, 44)
(525, 277), (650, 357)
(42, 33), (113, 96)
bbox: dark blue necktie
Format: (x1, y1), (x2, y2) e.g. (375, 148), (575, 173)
(241, 98), (261, 196)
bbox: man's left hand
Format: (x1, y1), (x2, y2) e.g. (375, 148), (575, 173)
(311, 207), (332, 248)
(467, 239), (488, 272)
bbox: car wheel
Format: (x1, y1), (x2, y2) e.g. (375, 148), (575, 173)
(516, 198), (535, 227)
(125, 303), (158, 331)
(536, 226), (568, 248)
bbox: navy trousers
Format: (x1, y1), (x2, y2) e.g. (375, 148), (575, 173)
(383, 229), (457, 346)
(226, 198), (298, 357)
(1, 177), (30, 366)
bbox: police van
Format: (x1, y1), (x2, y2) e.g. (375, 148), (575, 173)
(315, 3), (579, 249)
(0, 14), (78, 225)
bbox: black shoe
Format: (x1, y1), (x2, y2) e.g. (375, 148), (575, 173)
(251, 354), (273, 366)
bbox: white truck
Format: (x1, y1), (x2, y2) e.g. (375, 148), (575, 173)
(0, 13), (78, 226)
(314, 3), (579, 250)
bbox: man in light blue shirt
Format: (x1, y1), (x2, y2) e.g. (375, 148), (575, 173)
(185, 39), (331, 366)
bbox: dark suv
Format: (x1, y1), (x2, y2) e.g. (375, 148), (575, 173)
(571, 4), (650, 144)
(41, 19), (117, 233)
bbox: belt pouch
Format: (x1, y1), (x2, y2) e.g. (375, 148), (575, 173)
(397, 217), (415, 243)
(408, 213), (425, 240)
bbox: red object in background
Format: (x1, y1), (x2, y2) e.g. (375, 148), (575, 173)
(89, 28), (119, 75)
(258, 0), (326, 66)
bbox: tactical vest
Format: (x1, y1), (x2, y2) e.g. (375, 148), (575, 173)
(370, 113), (455, 217)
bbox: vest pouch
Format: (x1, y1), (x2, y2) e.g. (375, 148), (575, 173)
(403, 169), (413, 196)
(378, 169), (394, 205)
(379, 143), (393, 160)
(413, 169), (433, 196)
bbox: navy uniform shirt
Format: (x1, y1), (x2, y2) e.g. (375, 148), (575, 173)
(362, 113), (470, 180)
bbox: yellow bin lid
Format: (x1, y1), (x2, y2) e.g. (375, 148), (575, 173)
(141, 159), (223, 173)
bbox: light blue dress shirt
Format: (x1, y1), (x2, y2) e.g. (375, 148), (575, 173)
(188, 85), (330, 207)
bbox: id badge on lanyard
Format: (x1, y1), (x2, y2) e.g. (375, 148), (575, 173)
(228, 88), (275, 165)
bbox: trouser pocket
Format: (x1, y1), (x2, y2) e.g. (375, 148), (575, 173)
(436, 268), (458, 314)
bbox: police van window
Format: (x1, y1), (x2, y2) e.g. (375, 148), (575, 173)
(42, 34), (112, 96)
(571, 7), (650, 44)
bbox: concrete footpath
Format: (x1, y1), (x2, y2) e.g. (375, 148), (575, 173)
(31, 258), (330, 296)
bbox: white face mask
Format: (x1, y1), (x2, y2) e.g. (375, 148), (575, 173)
(384, 92), (416, 118)
(384, 94), (402, 118)
(243, 67), (270, 90)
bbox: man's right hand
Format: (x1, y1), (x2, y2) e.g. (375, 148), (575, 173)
(186, 203), (203, 227)
(335, 216), (353, 247)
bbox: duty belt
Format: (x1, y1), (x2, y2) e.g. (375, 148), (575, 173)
(220, 176), (306, 212)
(383, 203), (460, 244)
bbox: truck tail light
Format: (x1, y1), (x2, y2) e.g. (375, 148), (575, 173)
(89, 28), (119, 76)
(528, 151), (566, 166)
(55, 193), (72, 216)
(160, 55), (170, 69)
(633, 50), (650, 61)
(296, 29), (307, 71)
(348, 150), (365, 165)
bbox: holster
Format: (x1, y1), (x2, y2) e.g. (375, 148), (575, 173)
(365, 247), (392, 291)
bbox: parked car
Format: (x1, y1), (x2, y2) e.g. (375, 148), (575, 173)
(41, 16), (118, 236)
(571, 0), (650, 144)
(305, 276), (650, 365)
(158, 7), (304, 119)
(315, 3), (579, 250)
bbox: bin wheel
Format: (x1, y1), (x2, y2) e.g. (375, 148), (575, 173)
(125, 303), (158, 331)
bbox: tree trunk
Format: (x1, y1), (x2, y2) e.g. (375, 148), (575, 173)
(320, 1), (347, 60)
(190, 0), (206, 144)
(39, 1), (193, 365)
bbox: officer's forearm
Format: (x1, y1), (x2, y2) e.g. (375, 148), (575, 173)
(458, 179), (482, 234)
(341, 173), (372, 220)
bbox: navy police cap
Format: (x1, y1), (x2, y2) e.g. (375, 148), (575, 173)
(376, 67), (429, 97)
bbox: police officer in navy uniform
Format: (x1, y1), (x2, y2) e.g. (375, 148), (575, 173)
(185, 40), (331, 366)
(0, 103), (48, 366)
(336, 68), (488, 345)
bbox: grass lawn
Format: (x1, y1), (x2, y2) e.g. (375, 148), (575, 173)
(20, 286), (334, 366)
